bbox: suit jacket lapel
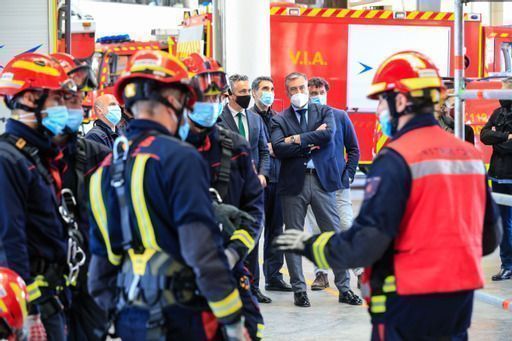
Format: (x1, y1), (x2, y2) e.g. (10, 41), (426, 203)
(221, 106), (238, 132)
(247, 110), (257, 147)
(286, 107), (302, 134)
(308, 104), (317, 131)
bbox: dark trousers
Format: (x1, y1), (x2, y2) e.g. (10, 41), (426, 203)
(235, 265), (264, 340)
(491, 181), (512, 270)
(246, 182), (285, 288)
(371, 324), (468, 341)
(281, 174), (344, 293)
(116, 306), (221, 341)
(42, 311), (66, 341)
(66, 287), (108, 341)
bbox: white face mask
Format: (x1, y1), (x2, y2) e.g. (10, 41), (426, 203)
(290, 93), (309, 108)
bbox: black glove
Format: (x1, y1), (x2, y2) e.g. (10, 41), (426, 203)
(212, 202), (256, 236)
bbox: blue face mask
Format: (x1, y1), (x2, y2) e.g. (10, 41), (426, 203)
(260, 91), (274, 107)
(105, 105), (122, 126)
(378, 109), (393, 137)
(42, 106), (69, 136)
(66, 108), (84, 133)
(310, 94), (327, 106)
(189, 102), (221, 128)
(178, 111), (190, 141)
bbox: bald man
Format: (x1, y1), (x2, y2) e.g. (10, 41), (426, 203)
(85, 94), (121, 149)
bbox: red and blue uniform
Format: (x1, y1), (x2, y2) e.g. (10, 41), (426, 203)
(303, 114), (502, 340)
(197, 125), (265, 340)
(0, 119), (68, 340)
(88, 119), (243, 340)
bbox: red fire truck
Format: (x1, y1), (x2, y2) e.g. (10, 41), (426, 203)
(269, 6), (512, 165)
(82, 35), (169, 119)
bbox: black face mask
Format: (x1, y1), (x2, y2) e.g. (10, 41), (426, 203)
(500, 100), (512, 109)
(235, 95), (251, 109)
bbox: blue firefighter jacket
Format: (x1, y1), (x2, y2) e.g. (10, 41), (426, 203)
(197, 125), (264, 260)
(88, 119), (242, 324)
(0, 119), (67, 299)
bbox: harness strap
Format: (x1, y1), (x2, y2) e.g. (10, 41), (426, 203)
(1, 134), (54, 185)
(216, 126), (233, 201)
(110, 131), (159, 251)
(74, 138), (87, 203)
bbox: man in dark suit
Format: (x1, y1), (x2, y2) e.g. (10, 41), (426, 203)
(219, 74), (271, 303)
(250, 76), (292, 294)
(304, 77), (363, 305)
(271, 72), (344, 307)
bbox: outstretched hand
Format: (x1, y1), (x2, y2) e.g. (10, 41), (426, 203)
(273, 229), (312, 253)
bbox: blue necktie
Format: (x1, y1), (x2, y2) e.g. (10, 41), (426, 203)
(297, 109), (307, 132)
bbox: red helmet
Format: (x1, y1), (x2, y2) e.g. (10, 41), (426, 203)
(182, 53), (227, 101)
(367, 51), (444, 101)
(0, 268), (28, 339)
(114, 50), (196, 109)
(50, 53), (97, 90)
(0, 53), (75, 98)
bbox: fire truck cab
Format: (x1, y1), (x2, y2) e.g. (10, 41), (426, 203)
(84, 35), (167, 118)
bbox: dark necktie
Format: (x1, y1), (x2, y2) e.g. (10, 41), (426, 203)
(237, 112), (246, 138)
(297, 109), (308, 132)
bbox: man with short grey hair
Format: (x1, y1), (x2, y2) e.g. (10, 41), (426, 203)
(304, 76), (363, 305)
(85, 94), (121, 149)
(271, 72), (346, 307)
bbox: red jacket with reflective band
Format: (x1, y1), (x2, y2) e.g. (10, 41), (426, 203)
(387, 125), (486, 295)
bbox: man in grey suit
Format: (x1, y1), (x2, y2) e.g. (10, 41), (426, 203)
(219, 74), (271, 303)
(271, 72), (345, 307)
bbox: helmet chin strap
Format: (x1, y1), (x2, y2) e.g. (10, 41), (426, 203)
(150, 92), (190, 138)
(383, 92), (402, 136)
(9, 90), (51, 136)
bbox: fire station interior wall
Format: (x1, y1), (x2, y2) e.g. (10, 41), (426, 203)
(76, 0), (189, 41)
(223, 0), (271, 87)
(0, 0), (52, 125)
(347, 24), (450, 111)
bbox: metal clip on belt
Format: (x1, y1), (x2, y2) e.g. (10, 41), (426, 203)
(59, 189), (87, 285)
(111, 135), (134, 251)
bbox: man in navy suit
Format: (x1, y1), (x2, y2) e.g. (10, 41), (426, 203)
(219, 74), (271, 303)
(304, 77), (363, 305)
(270, 72), (345, 307)
(250, 76), (292, 295)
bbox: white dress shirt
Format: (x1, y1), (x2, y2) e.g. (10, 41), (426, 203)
(228, 104), (250, 140)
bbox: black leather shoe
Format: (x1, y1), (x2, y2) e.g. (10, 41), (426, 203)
(339, 290), (363, 305)
(492, 268), (512, 281)
(265, 278), (293, 292)
(294, 292), (311, 307)
(252, 287), (272, 303)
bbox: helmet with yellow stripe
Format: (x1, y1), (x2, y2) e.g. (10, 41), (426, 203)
(0, 267), (28, 340)
(114, 50), (196, 112)
(367, 51), (444, 103)
(0, 53), (75, 98)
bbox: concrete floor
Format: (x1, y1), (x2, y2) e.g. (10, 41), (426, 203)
(256, 187), (512, 340)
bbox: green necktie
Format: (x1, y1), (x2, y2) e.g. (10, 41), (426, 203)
(237, 112), (246, 138)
